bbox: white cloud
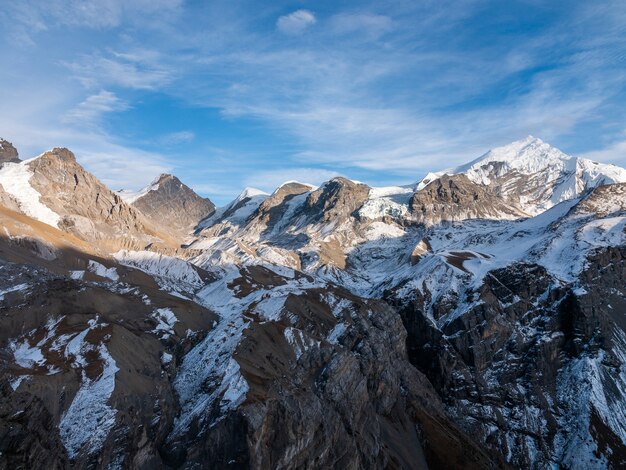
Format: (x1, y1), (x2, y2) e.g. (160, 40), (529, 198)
(329, 13), (392, 37)
(159, 131), (195, 145)
(77, 144), (172, 190)
(63, 90), (128, 125)
(276, 10), (316, 35)
(8, 0), (183, 30)
(64, 50), (173, 90)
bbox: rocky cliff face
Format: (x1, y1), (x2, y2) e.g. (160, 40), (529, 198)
(409, 174), (528, 225)
(0, 235), (502, 469)
(386, 248), (626, 468)
(130, 174), (215, 237)
(0, 138), (19, 164)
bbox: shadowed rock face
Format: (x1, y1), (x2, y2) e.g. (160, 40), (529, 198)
(386, 248), (626, 469)
(0, 257), (218, 470)
(409, 174), (528, 225)
(132, 174), (215, 236)
(0, 242), (504, 470)
(163, 278), (503, 470)
(0, 139), (19, 164)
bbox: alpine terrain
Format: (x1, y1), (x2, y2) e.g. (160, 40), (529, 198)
(0, 135), (625, 469)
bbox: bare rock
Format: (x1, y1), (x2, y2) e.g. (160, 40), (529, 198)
(132, 174), (215, 236)
(0, 139), (19, 164)
(26, 148), (175, 251)
(409, 174), (528, 225)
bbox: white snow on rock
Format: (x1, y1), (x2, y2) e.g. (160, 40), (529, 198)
(284, 326), (320, 359)
(60, 344), (119, 458)
(88, 260), (119, 281)
(171, 265), (324, 436)
(151, 308), (178, 338)
(58, 318), (119, 459)
(198, 187), (269, 229)
(0, 282), (29, 301)
(415, 136), (626, 216)
(363, 221), (406, 241)
(0, 158), (61, 227)
(115, 175), (162, 204)
(10, 337), (46, 368)
(114, 250), (204, 295)
(9, 317), (61, 371)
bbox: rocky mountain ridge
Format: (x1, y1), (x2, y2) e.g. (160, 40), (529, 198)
(0, 136), (624, 469)
(417, 136), (626, 215)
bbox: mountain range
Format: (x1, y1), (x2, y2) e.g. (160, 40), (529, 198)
(0, 135), (624, 469)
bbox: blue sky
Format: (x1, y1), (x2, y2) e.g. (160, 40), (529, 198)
(1, 0), (626, 204)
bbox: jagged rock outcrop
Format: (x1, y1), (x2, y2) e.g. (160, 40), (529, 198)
(254, 182), (313, 229)
(385, 249), (626, 468)
(304, 177), (370, 223)
(573, 182), (626, 216)
(0, 248), (505, 469)
(0, 259), (217, 469)
(131, 174), (215, 237)
(162, 269), (504, 469)
(0, 139), (19, 164)
(409, 174), (528, 225)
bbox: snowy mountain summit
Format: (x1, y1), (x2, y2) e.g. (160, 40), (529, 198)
(418, 136), (626, 215)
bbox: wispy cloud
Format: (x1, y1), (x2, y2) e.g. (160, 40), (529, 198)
(580, 137), (626, 165)
(277, 10), (316, 35)
(63, 90), (128, 126)
(329, 13), (392, 38)
(64, 49), (173, 90)
(159, 131), (195, 145)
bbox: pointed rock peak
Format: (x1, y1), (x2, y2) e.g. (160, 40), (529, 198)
(415, 172), (442, 191)
(130, 172), (215, 235)
(304, 176), (371, 223)
(155, 173), (175, 184)
(0, 138), (20, 163)
(38, 147), (77, 164)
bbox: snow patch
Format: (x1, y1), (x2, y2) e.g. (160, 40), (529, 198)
(0, 159), (61, 227)
(88, 260), (119, 281)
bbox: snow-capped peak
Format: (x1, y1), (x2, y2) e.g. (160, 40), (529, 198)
(237, 187), (269, 202)
(415, 136), (626, 216)
(454, 135), (572, 180)
(116, 174), (164, 204)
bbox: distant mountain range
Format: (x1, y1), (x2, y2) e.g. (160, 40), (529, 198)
(0, 135), (624, 469)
